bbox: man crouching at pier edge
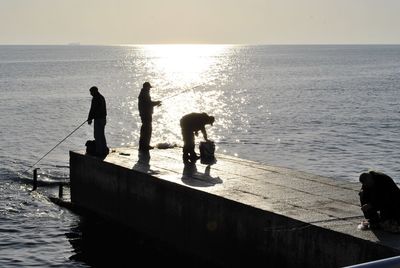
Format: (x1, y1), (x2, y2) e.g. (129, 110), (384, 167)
(358, 171), (400, 232)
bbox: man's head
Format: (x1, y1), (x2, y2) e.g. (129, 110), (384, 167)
(208, 116), (215, 126)
(143, 82), (152, 89)
(359, 171), (376, 188)
(89, 86), (98, 96)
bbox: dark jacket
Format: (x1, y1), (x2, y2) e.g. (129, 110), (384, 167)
(138, 88), (158, 120)
(180, 113), (211, 132)
(88, 92), (107, 120)
(359, 171), (400, 220)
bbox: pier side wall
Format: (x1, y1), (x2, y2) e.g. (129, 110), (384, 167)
(70, 151), (398, 267)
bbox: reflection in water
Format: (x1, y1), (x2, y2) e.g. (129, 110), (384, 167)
(140, 44), (230, 87)
(67, 216), (218, 267)
(119, 45), (245, 152)
(182, 162), (222, 187)
(67, 217), (140, 267)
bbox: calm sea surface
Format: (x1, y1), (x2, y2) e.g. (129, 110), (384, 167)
(1, 45), (400, 266)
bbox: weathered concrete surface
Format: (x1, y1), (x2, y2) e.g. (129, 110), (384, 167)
(70, 147), (400, 267)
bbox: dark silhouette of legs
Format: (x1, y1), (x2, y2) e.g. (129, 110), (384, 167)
(94, 118), (108, 156)
(139, 118), (152, 151)
(182, 128), (197, 162)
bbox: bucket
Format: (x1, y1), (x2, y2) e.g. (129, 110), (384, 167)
(199, 140), (216, 164)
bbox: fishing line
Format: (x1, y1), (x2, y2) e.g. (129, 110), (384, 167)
(24, 119), (88, 174)
(160, 78), (219, 101)
(160, 84), (203, 101)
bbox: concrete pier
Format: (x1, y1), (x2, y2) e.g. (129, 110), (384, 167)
(70, 147), (400, 267)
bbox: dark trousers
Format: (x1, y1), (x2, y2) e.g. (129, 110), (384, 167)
(139, 117), (152, 150)
(359, 189), (381, 225)
(181, 128), (196, 159)
(360, 189), (400, 224)
(94, 118), (107, 155)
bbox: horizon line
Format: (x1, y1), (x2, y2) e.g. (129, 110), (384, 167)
(1, 42), (400, 46)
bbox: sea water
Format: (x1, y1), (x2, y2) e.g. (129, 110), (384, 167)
(1, 45), (400, 266)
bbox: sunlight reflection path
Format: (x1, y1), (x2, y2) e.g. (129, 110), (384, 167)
(119, 44), (248, 151)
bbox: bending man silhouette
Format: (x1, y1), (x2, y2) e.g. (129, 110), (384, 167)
(138, 82), (161, 151)
(87, 86), (108, 156)
(180, 112), (214, 163)
(359, 171), (400, 230)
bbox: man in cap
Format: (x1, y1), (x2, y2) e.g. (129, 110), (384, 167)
(180, 112), (215, 162)
(138, 82), (161, 151)
(87, 86), (109, 156)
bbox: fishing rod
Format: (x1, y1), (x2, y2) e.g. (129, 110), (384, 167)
(24, 119), (88, 174)
(160, 84), (203, 102)
(160, 78), (219, 101)
(25, 80), (218, 173)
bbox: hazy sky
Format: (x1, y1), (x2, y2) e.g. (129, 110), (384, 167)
(1, 0), (400, 44)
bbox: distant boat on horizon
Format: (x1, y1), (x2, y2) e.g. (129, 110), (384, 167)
(67, 42), (80, 46)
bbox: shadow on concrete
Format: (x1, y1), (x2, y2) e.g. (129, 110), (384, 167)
(132, 151), (160, 175)
(181, 162), (222, 187)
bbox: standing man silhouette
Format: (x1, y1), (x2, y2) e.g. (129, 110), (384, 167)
(87, 86), (109, 156)
(138, 82), (161, 151)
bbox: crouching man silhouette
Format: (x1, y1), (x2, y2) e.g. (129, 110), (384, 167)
(359, 171), (400, 232)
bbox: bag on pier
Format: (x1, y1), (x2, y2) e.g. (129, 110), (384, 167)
(199, 140), (216, 164)
(86, 140), (110, 157)
(85, 140), (96, 156)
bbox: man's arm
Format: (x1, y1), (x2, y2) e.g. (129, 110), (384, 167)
(201, 127), (207, 140)
(152, 100), (162, 107)
(87, 98), (95, 124)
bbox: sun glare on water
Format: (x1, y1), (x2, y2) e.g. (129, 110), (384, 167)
(132, 44), (235, 146)
(140, 44), (229, 87)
